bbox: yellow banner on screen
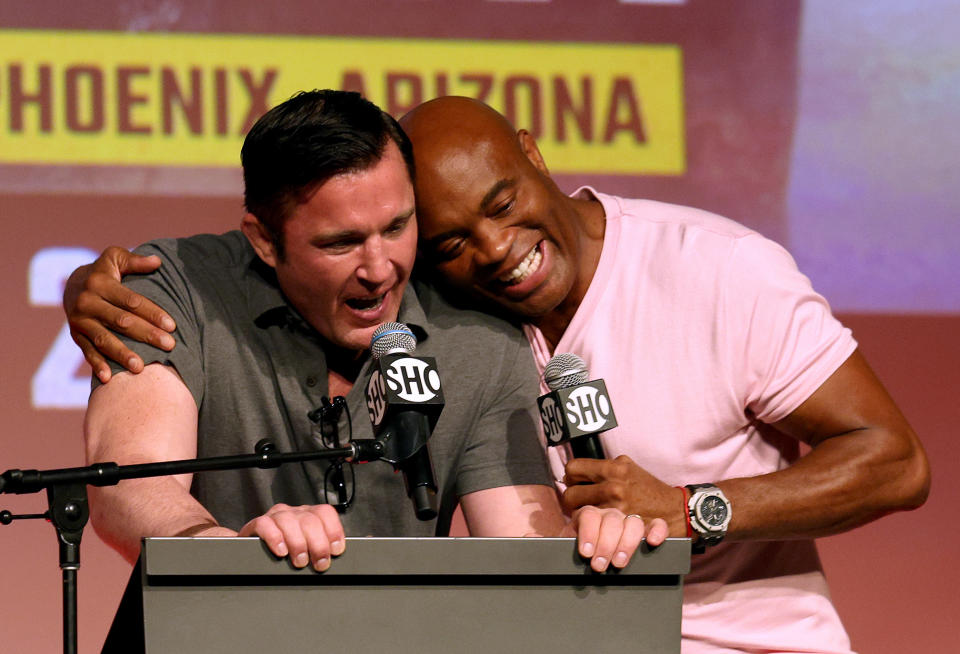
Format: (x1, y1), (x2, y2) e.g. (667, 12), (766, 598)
(0, 30), (685, 174)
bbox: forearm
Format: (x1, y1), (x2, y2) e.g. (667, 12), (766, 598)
(563, 423), (929, 544)
(462, 484), (660, 573)
(716, 350), (932, 542)
(718, 424), (929, 542)
(461, 484), (569, 537)
(89, 478), (234, 564)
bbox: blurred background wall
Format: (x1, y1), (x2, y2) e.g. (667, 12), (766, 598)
(1, 1), (956, 651)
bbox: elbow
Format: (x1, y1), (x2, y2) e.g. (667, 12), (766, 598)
(90, 521), (138, 566)
(878, 430), (931, 513)
(88, 487), (141, 565)
(898, 441), (931, 511)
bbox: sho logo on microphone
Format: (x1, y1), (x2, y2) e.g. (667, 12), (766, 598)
(366, 370), (388, 427)
(366, 354), (445, 430)
(385, 357), (442, 402)
(538, 379), (618, 444)
(564, 386), (612, 432)
(539, 396), (566, 444)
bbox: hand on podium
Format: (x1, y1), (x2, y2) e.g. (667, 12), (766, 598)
(562, 455), (686, 539)
(548, 505), (668, 573)
(238, 503), (346, 572)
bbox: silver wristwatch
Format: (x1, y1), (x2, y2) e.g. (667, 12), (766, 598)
(686, 483), (732, 554)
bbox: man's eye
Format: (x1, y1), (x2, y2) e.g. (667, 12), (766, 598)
(319, 240), (355, 252)
(493, 199), (514, 217)
(434, 240), (464, 262)
(386, 218), (409, 235)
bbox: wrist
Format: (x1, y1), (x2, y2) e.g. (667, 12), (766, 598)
(675, 486), (693, 538)
(173, 522), (236, 538)
(685, 483), (732, 554)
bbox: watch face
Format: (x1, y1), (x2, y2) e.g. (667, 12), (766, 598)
(699, 495), (729, 528)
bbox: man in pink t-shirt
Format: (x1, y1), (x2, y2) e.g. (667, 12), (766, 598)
(522, 188), (861, 652)
(67, 98), (930, 653)
(398, 98), (929, 653)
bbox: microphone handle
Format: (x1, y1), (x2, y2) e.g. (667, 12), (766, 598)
(390, 411), (439, 521)
(400, 448), (438, 521)
(569, 435), (606, 460)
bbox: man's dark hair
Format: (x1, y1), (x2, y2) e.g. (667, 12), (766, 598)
(241, 89), (415, 256)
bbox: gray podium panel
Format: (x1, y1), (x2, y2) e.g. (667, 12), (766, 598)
(140, 537), (690, 654)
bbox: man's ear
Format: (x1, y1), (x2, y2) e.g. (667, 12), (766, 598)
(241, 213), (278, 268)
(518, 129), (550, 176)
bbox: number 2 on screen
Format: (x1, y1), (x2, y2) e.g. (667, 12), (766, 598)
(29, 247), (98, 409)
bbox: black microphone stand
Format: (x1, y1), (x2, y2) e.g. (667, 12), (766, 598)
(0, 437), (383, 654)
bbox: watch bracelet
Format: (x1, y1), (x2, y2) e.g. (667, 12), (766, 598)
(685, 483), (729, 554)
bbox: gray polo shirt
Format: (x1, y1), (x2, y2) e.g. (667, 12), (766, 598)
(100, 230), (552, 537)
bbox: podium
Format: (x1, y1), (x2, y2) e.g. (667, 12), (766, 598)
(116, 536), (689, 653)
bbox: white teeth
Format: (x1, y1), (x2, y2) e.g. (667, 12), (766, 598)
(500, 246), (542, 284)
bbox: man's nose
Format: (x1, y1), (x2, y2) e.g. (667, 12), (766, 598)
(356, 238), (393, 284)
(472, 221), (511, 269)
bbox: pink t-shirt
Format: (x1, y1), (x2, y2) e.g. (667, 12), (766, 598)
(525, 189), (857, 653)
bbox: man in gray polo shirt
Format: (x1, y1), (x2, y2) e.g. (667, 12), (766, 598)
(80, 90), (661, 573)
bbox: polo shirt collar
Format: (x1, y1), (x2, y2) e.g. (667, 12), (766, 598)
(395, 281), (429, 345)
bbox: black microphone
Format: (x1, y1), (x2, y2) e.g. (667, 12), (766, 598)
(537, 353), (616, 459)
(365, 322), (443, 521)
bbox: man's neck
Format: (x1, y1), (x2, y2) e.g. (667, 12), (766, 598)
(324, 345), (366, 398)
(327, 369), (356, 399)
(536, 194), (607, 353)
(536, 316), (568, 355)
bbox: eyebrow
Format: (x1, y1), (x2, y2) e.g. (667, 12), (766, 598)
(388, 207), (417, 226)
(312, 207), (415, 244)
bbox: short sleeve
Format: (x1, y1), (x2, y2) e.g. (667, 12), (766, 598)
(724, 234), (857, 423)
(452, 329), (554, 496)
(96, 239), (206, 408)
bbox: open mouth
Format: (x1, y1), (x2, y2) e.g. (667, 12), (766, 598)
(345, 294), (385, 311)
(498, 243), (543, 286)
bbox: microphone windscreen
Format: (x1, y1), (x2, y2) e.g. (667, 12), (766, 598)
(371, 322), (417, 359)
(544, 353), (588, 390)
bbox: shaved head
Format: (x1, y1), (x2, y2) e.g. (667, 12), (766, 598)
(400, 96), (555, 227)
(400, 97), (605, 345)
(400, 96), (527, 170)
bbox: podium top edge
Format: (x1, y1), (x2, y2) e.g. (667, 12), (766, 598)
(142, 537), (691, 577)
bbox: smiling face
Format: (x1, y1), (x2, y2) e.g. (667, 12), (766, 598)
(402, 98), (604, 335)
(244, 141), (418, 352)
